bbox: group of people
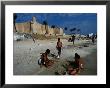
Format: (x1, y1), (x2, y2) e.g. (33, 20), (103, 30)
(38, 38), (84, 75)
(69, 34), (96, 44)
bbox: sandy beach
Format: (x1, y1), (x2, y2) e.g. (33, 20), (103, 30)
(13, 38), (97, 75)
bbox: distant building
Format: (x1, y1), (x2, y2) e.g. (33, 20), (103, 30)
(14, 16), (64, 36)
(80, 35), (86, 38)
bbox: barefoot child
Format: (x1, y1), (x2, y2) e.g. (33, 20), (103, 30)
(67, 53), (84, 75)
(56, 38), (62, 58)
(39, 49), (54, 68)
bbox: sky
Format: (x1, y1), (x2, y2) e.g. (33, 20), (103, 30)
(15, 13), (97, 35)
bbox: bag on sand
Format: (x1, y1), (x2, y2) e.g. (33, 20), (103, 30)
(38, 58), (46, 65)
(38, 58), (42, 65)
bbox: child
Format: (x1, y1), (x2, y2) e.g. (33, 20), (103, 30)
(40, 49), (54, 68)
(67, 53), (84, 75)
(56, 38), (62, 58)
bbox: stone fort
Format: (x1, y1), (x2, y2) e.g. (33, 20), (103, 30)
(14, 17), (64, 36)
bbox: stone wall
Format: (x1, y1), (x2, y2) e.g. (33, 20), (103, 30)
(60, 28), (64, 35)
(48, 27), (54, 35)
(14, 22), (31, 33)
(14, 17), (63, 35)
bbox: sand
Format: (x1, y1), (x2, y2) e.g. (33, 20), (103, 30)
(13, 38), (97, 75)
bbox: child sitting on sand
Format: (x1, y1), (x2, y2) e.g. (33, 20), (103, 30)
(39, 49), (54, 68)
(67, 53), (84, 75)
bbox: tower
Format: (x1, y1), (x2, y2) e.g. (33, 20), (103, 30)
(31, 16), (37, 34)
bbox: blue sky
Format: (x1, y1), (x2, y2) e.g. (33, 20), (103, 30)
(15, 13), (97, 35)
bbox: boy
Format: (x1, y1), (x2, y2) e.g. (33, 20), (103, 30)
(56, 38), (62, 58)
(67, 53), (84, 75)
(40, 49), (54, 68)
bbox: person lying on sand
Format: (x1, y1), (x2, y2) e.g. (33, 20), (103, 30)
(40, 49), (54, 68)
(67, 53), (84, 75)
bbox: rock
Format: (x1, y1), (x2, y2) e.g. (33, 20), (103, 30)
(83, 45), (89, 47)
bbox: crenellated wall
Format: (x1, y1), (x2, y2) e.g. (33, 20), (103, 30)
(14, 17), (63, 35)
(14, 22), (31, 33)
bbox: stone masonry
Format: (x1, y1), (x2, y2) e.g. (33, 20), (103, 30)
(14, 16), (64, 35)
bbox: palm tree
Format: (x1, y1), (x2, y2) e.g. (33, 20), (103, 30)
(13, 13), (17, 32)
(72, 28), (76, 31)
(70, 28), (76, 34)
(43, 20), (48, 34)
(51, 25), (55, 29)
(64, 27), (67, 31)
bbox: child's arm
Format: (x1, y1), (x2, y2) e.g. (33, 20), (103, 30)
(56, 42), (58, 47)
(61, 42), (63, 47)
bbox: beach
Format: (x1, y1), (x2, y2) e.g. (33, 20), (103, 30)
(13, 38), (97, 75)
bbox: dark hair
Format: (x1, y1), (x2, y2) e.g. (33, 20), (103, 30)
(46, 49), (50, 54)
(58, 38), (60, 41)
(75, 53), (80, 59)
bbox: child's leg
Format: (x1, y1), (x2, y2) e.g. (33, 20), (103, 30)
(58, 47), (61, 57)
(45, 62), (49, 67)
(70, 69), (77, 75)
(58, 51), (61, 56)
(57, 48), (60, 58)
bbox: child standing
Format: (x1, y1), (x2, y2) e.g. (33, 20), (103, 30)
(56, 38), (62, 58)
